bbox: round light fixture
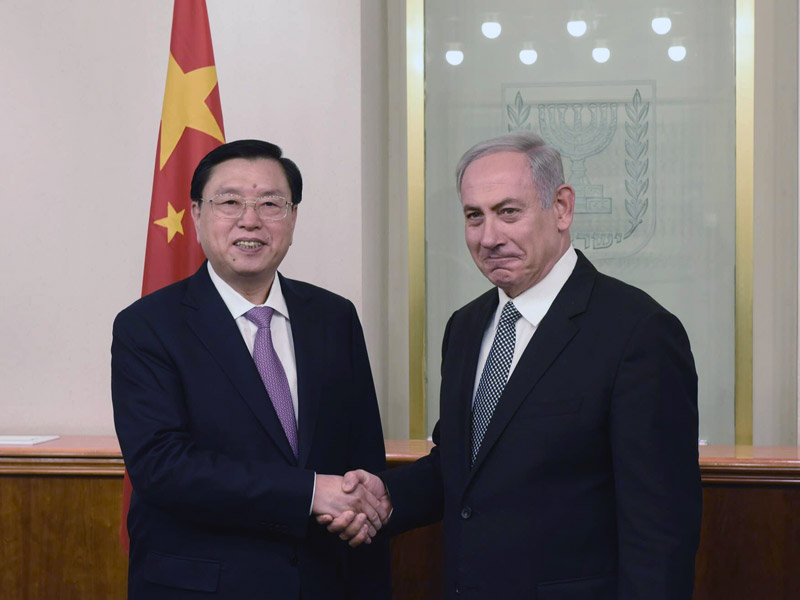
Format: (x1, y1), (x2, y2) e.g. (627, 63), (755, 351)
(519, 49), (538, 65)
(668, 45), (687, 61)
(651, 17), (672, 35)
(592, 47), (611, 63)
(445, 50), (464, 66)
(481, 21), (502, 39)
(567, 20), (587, 37)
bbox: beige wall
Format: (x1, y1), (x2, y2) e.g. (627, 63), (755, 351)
(0, 1), (403, 436)
(2, 0), (798, 444)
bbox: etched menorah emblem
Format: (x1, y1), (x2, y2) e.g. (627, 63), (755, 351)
(537, 102), (618, 214)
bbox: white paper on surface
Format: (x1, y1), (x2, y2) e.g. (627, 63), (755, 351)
(0, 435), (59, 446)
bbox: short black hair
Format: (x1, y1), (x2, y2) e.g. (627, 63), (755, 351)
(190, 139), (303, 204)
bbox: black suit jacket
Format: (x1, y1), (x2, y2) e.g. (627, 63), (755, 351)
(383, 251), (702, 600)
(111, 264), (390, 599)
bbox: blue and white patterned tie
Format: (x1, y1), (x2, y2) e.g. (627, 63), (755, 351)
(471, 301), (521, 465)
(245, 306), (298, 458)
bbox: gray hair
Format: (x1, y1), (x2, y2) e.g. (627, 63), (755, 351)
(455, 131), (565, 208)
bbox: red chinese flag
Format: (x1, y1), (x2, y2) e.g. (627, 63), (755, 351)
(121, 0), (225, 551)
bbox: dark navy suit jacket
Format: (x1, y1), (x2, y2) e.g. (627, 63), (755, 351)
(112, 264), (390, 599)
(382, 251), (702, 600)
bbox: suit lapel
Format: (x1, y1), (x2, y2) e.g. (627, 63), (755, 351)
(182, 265), (297, 464)
(466, 253), (597, 481)
(280, 274), (320, 469)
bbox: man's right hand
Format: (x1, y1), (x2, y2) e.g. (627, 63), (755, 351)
(311, 474), (387, 544)
(315, 470), (392, 547)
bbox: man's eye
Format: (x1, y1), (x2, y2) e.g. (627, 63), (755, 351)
(214, 195), (242, 205)
(465, 212), (481, 220)
(500, 207), (518, 215)
(260, 199), (279, 208)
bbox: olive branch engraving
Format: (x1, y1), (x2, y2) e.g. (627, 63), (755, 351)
(507, 91), (531, 131)
(623, 89), (650, 239)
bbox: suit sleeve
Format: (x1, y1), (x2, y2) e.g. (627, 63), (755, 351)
(609, 309), (702, 599)
(341, 303), (391, 599)
(111, 307), (315, 539)
(378, 316), (451, 535)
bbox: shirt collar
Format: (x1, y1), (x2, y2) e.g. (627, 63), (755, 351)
(206, 262), (290, 321)
(497, 245), (578, 327)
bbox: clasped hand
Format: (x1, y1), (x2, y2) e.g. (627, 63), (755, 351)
(311, 470), (391, 547)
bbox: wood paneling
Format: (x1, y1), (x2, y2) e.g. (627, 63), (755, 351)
(694, 486), (800, 600)
(0, 475), (127, 600)
(2, 439), (800, 600)
(391, 525), (444, 600)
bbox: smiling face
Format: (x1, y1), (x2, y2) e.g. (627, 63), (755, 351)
(191, 157), (297, 303)
(460, 151), (574, 298)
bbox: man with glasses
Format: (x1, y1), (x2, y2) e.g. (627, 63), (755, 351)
(112, 140), (390, 600)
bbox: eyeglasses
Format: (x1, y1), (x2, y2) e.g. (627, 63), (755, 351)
(198, 194), (294, 221)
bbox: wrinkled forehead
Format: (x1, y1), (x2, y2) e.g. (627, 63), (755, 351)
(460, 152), (536, 197)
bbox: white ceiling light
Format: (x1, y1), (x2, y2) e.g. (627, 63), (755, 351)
(651, 17), (672, 35)
(481, 21), (502, 39)
(445, 50), (464, 66)
(519, 49), (538, 65)
(592, 47), (611, 63)
(567, 20), (587, 37)
(668, 45), (687, 61)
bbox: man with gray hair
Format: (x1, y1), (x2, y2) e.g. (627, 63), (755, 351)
(326, 132), (702, 599)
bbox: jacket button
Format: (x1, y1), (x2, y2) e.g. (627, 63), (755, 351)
(289, 553), (299, 567)
(455, 584), (460, 594)
(460, 506), (472, 519)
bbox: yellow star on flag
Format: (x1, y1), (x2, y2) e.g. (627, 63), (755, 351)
(159, 53), (225, 169)
(153, 202), (186, 243)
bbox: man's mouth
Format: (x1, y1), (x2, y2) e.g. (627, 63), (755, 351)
(484, 255), (515, 263)
(234, 240), (264, 249)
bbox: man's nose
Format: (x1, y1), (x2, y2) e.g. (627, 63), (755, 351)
(480, 216), (503, 248)
(238, 202), (262, 227)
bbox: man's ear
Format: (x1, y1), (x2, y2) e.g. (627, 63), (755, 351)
(553, 184), (575, 232)
(190, 201), (201, 226)
(190, 201), (203, 242)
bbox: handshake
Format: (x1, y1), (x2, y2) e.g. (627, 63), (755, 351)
(311, 470), (391, 547)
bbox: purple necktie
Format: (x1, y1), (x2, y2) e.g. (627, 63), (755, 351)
(245, 306), (298, 458)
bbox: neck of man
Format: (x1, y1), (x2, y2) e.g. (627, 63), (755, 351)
(231, 272), (275, 305)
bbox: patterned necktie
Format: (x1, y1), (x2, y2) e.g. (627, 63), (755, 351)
(471, 301), (522, 465)
(245, 306), (298, 458)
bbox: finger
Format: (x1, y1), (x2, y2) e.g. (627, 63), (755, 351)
(350, 485), (381, 521)
(357, 490), (383, 532)
(325, 510), (356, 534)
(339, 512), (368, 541)
(348, 522), (372, 547)
(340, 512), (376, 540)
(316, 514), (333, 525)
(341, 470), (366, 493)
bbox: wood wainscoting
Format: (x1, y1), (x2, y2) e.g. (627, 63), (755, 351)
(1, 438), (799, 600)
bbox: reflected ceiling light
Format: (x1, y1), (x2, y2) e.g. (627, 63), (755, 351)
(519, 49), (538, 65)
(651, 17), (672, 35)
(445, 50), (464, 66)
(567, 20), (587, 37)
(482, 21), (502, 39)
(592, 47), (611, 63)
(668, 45), (687, 61)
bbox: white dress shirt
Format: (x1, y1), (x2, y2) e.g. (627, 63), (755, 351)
(207, 263), (299, 423)
(472, 246), (578, 402)
(207, 263), (316, 511)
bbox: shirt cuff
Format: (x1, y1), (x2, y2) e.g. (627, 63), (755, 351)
(309, 472), (316, 516)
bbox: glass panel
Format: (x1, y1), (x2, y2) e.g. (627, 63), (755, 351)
(424, 0), (737, 442)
